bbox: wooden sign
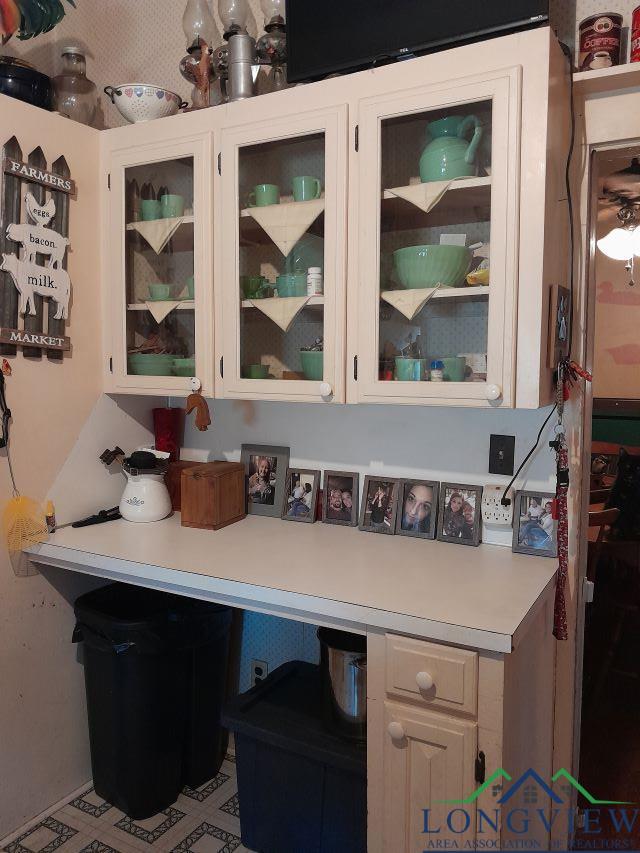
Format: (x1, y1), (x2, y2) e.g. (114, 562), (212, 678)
(3, 158), (76, 195)
(0, 327), (70, 351)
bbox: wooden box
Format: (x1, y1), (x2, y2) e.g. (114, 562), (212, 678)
(181, 462), (246, 530)
(165, 460), (206, 511)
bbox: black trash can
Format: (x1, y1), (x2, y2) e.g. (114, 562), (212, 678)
(73, 583), (232, 819)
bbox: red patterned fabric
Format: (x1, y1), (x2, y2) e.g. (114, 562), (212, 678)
(553, 443), (569, 641)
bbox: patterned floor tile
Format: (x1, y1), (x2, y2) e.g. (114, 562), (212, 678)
(217, 797), (239, 821)
(3, 818), (78, 853)
(180, 775), (229, 805)
(170, 823), (240, 853)
(68, 792), (113, 821)
(113, 809), (186, 845)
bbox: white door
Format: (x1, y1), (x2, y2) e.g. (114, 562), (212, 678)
(107, 133), (213, 395)
(217, 105), (348, 403)
(354, 68), (521, 407)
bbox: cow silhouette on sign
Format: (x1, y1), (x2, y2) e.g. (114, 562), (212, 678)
(0, 253), (71, 320)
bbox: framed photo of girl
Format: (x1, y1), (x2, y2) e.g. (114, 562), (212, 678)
(512, 491), (557, 557)
(281, 469), (320, 523)
(437, 483), (482, 547)
(240, 444), (290, 518)
(395, 479), (439, 540)
(322, 471), (359, 527)
(359, 476), (400, 535)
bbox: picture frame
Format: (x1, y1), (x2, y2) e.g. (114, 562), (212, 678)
(437, 483), (483, 547)
(512, 491), (557, 557)
(359, 476), (400, 535)
(281, 468), (320, 523)
(547, 283), (571, 368)
(240, 444), (290, 518)
(322, 470), (359, 527)
(395, 479), (439, 540)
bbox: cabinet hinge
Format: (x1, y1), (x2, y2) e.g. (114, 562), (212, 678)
(475, 751), (486, 784)
(583, 578), (595, 604)
(109, 357), (113, 374)
(107, 173), (111, 190)
(217, 153), (222, 175)
(219, 356), (223, 378)
(354, 125), (359, 152)
(353, 355), (358, 380)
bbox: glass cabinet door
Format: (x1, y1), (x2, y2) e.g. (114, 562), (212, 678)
(219, 106), (347, 402)
(109, 136), (212, 393)
(356, 70), (521, 407)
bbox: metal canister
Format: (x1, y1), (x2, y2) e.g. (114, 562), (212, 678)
(632, 6), (640, 62)
(318, 627), (367, 741)
(578, 12), (622, 71)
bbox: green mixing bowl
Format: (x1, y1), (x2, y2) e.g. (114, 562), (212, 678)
(393, 244), (472, 289)
(300, 350), (323, 380)
(173, 357), (195, 377)
(128, 354), (175, 376)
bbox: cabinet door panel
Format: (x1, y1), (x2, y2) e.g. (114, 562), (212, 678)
(218, 106), (348, 403)
(107, 134), (213, 395)
(356, 69), (521, 407)
(384, 702), (477, 852)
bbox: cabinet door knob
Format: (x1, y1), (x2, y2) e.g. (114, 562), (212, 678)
(319, 382), (333, 399)
(415, 671), (434, 691)
(190, 377), (202, 392)
(486, 384), (501, 402)
(388, 721), (405, 741)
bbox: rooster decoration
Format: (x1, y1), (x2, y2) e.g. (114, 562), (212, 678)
(1, 0), (76, 43)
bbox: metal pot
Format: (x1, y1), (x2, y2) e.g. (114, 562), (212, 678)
(318, 627), (367, 740)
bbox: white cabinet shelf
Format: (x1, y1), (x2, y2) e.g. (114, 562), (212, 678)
(382, 176), (491, 230)
(241, 296), (325, 309)
(573, 63), (640, 95)
(126, 217), (195, 253)
(127, 300), (195, 311)
(381, 286), (488, 303)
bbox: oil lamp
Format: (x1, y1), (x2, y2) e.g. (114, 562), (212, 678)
(256, 0), (287, 90)
(179, 0), (216, 109)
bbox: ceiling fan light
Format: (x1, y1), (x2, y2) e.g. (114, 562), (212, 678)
(597, 227), (635, 260)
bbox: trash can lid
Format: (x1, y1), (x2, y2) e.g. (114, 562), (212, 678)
(317, 627), (366, 654)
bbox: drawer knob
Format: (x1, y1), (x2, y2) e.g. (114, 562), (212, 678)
(319, 382), (333, 399)
(486, 383), (502, 402)
(416, 671), (434, 691)
(388, 721), (405, 741)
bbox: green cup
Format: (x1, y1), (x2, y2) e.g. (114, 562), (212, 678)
(186, 276), (194, 299)
(300, 350), (323, 380)
(276, 273), (307, 297)
(248, 183), (280, 207)
(148, 283), (171, 300)
(242, 275), (269, 298)
(243, 364), (269, 379)
(140, 199), (161, 221)
(441, 356), (466, 382)
(395, 357), (426, 381)
(160, 193), (185, 218)
(293, 175), (322, 202)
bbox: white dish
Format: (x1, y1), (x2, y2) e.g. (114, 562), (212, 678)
(104, 84), (187, 124)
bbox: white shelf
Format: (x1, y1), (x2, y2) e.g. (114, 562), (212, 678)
(241, 296), (325, 309)
(573, 63), (640, 95)
(382, 176), (491, 230)
(127, 300), (194, 311)
(381, 286), (489, 303)
(126, 215), (194, 229)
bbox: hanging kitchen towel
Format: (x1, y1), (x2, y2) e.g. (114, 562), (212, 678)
(250, 296), (311, 332)
(131, 217), (185, 254)
(380, 285), (442, 320)
(144, 300), (182, 323)
(247, 200), (325, 256)
(386, 179), (460, 214)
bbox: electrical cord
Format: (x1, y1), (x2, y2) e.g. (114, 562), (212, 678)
(500, 44), (575, 507)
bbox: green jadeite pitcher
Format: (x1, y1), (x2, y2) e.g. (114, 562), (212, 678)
(419, 115), (483, 183)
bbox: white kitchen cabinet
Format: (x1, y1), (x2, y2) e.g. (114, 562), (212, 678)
(103, 130), (214, 395)
(99, 27), (568, 408)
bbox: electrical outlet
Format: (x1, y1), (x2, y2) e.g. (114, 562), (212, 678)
(482, 485), (514, 527)
(251, 659), (268, 686)
(489, 434), (515, 476)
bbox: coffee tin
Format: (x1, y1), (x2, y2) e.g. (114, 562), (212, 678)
(632, 6), (640, 62)
(578, 12), (622, 71)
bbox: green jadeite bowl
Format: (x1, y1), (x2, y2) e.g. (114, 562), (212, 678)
(128, 353), (175, 376)
(173, 357), (195, 377)
(393, 244), (472, 289)
(300, 350), (323, 380)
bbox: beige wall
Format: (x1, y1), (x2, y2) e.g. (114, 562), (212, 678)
(0, 95), (102, 838)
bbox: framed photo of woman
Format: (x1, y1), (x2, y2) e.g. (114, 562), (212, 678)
(437, 483), (482, 547)
(359, 476), (400, 535)
(240, 444), (290, 518)
(395, 479), (439, 540)
(512, 491), (557, 557)
(281, 469), (320, 523)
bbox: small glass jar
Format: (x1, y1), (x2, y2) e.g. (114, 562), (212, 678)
(307, 266), (323, 296)
(53, 48), (97, 126)
(430, 359), (444, 382)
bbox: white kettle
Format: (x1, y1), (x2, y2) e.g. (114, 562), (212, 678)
(119, 448), (172, 523)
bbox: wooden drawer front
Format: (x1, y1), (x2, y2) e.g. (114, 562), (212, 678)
(385, 636), (478, 715)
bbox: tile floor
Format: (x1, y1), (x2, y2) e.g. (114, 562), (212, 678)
(2, 755), (250, 853)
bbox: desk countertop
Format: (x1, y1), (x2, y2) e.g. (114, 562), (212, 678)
(27, 513), (558, 654)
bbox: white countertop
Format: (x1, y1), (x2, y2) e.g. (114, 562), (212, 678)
(27, 514), (558, 654)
